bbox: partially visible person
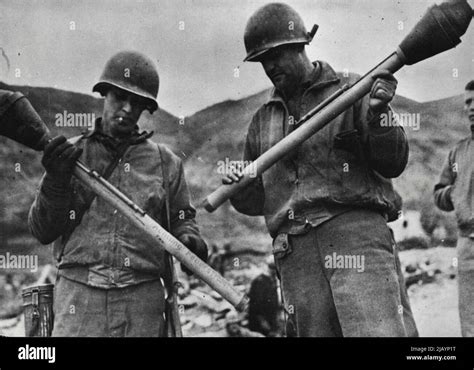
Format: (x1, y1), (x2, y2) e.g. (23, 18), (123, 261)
(224, 3), (418, 337)
(434, 80), (474, 337)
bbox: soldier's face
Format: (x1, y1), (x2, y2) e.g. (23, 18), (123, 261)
(259, 45), (304, 95)
(464, 90), (474, 123)
(102, 87), (148, 138)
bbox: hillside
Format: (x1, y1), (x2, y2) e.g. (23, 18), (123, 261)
(0, 82), (468, 257)
(184, 92), (467, 206)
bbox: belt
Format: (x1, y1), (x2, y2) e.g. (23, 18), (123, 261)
(58, 265), (160, 289)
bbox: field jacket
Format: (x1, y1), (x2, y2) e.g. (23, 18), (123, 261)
(29, 119), (201, 287)
(434, 126), (474, 237)
(230, 61), (408, 238)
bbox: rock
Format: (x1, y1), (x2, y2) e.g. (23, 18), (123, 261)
(34, 264), (56, 285)
(208, 290), (223, 301)
(405, 263), (418, 274)
(194, 314), (213, 328)
(208, 243), (228, 276)
(248, 273), (280, 336)
(177, 277), (190, 298)
(178, 295), (199, 309)
(189, 290), (233, 313)
(226, 322), (265, 337)
(181, 320), (194, 331)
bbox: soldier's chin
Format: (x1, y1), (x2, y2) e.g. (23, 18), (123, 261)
(272, 77), (286, 92)
(111, 123), (133, 137)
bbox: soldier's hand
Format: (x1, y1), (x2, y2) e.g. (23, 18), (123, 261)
(42, 135), (83, 186)
(178, 234), (208, 275)
(369, 69), (397, 112)
(222, 170), (243, 185)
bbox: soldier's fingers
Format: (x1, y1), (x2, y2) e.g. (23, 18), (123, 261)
(374, 89), (390, 101)
(69, 147), (83, 162)
(44, 136), (67, 157)
(377, 78), (397, 91)
(59, 146), (76, 161)
(63, 148), (83, 168)
(222, 176), (233, 185)
(369, 98), (384, 111)
(377, 86), (395, 100)
(372, 69), (398, 83)
(179, 234), (192, 247)
(49, 141), (74, 159)
(371, 80), (396, 100)
(230, 173), (241, 182)
(63, 146), (81, 160)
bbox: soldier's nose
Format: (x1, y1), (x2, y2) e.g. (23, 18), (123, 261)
(122, 100), (132, 113)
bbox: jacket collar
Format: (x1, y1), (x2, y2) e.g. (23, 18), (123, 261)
(84, 117), (153, 146)
(265, 61), (340, 106)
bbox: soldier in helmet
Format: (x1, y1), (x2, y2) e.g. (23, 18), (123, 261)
(434, 80), (474, 337)
(28, 51), (208, 337)
(223, 3), (418, 337)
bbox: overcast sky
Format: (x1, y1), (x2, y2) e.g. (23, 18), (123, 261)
(0, 0), (472, 116)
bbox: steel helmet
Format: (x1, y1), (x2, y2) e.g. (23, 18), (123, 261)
(93, 51), (159, 113)
(244, 3), (318, 62)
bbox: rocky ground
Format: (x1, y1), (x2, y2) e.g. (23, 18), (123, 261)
(401, 246), (460, 337)
(0, 246), (462, 337)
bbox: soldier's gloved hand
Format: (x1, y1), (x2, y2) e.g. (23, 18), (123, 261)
(178, 234), (208, 275)
(222, 170), (243, 185)
(42, 135), (83, 186)
(369, 69), (398, 112)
